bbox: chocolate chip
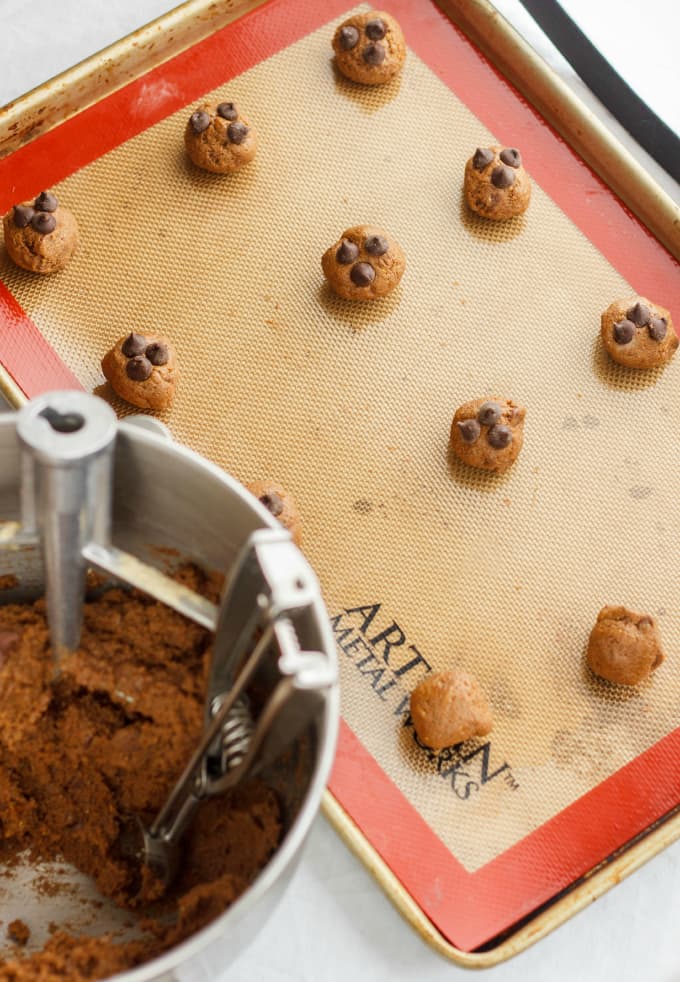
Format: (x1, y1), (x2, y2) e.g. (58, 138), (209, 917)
(34, 191), (58, 212)
(362, 42), (386, 65)
(126, 356), (153, 382)
(457, 419), (481, 444)
(336, 239), (359, 264)
(500, 148), (521, 168)
(31, 212), (56, 234)
(477, 401), (501, 427)
(259, 492), (283, 517)
(491, 165), (515, 189)
(121, 332), (147, 358)
(217, 102), (238, 120)
(613, 319), (635, 345)
(189, 110), (211, 134)
(350, 262), (375, 287)
(365, 17), (387, 40)
(227, 121), (248, 145)
(338, 25), (359, 50)
(12, 205), (34, 228)
(626, 302), (651, 327)
(648, 317), (667, 342)
(364, 235), (388, 256)
(146, 342), (169, 366)
(472, 148), (494, 171)
(488, 424), (512, 449)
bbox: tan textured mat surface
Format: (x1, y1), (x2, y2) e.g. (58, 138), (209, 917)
(1, 6), (678, 873)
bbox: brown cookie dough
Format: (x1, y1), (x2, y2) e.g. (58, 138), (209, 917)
(102, 332), (178, 412)
(247, 480), (302, 547)
(322, 225), (405, 301)
(600, 296), (678, 370)
(450, 397), (526, 474)
(464, 145), (531, 221)
(587, 606), (665, 686)
(332, 11), (406, 85)
(410, 670), (493, 751)
(184, 100), (257, 174)
(2, 191), (79, 274)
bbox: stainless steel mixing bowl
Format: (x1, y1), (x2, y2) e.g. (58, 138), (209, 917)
(0, 403), (339, 981)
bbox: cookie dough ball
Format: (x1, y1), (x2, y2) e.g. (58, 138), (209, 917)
(450, 397), (525, 474)
(587, 606), (665, 686)
(2, 191), (78, 274)
(333, 11), (406, 85)
(322, 225), (405, 300)
(600, 296), (677, 370)
(464, 145), (531, 221)
(247, 480), (302, 546)
(184, 100), (257, 174)
(410, 670), (493, 751)
(102, 332), (178, 412)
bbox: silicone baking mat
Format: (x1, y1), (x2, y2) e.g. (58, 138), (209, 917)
(0, 0), (679, 953)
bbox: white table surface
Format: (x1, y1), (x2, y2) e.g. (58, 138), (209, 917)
(1, 2), (678, 980)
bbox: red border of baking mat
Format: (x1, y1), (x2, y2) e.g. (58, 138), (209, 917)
(1, 0), (679, 951)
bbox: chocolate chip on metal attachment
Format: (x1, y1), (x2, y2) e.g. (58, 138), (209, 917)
(350, 262), (375, 287)
(613, 319), (635, 345)
(648, 317), (667, 342)
(259, 492), (284, 517)
(491, 165), (515, 189)
(126, 356), (153, 382)
(31, 212), (56, 234)
(487, 424), (512, 449)
(472, 148), (494, 171)
(217, 102), (238, 120)
(12, 205), (34, 228)
(121, 332), (148, 358)
(146, 342), (169, 366)
(477, 401), (502, 427)
(336, 239), (359, 264)
(189, 110), (210, 134)
(365, 17), (387, 39)
(338, 25), (359, 50)
(227, 121), (248, 145)
(626, 302), (651, 327)
(34, 191), (58, 212)
(362, 42), (386, 65)
(364, 235), (389, 256)
(457, 419), (481, 444)
(500, 148), (521, 168)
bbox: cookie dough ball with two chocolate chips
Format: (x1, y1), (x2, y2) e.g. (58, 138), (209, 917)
(333, 11), (406, 85)
(410, 670), (493, 751)
(184, 100), (257, 174)
(102, 332), (178, 412)
(3, 191), (79, 274)
(450, 397), (525, 474)
(322, 225), (405, 300)
(587, 606), (665, 686)
(464, 146), (531, 221)
(600, 296), (677, 370)
(247, 481), (302, 546)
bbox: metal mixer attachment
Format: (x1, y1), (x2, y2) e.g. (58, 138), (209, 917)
(1, 392), (336, 889)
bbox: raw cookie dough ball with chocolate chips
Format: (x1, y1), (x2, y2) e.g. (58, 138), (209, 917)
(322, 225), (405, 300)
(464, 145), (531, 221)
(184, 100), (257, 174)
(332, 11), (406, 85)
(600, 296), (677, 370)
(102, 331), (178, 412)
(410, 670), (493, 751)
(587, 606), (665, 686)
(3, 190), (79, 274)
(450, 397), (525, 474)
(247, 480), (302, 546)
